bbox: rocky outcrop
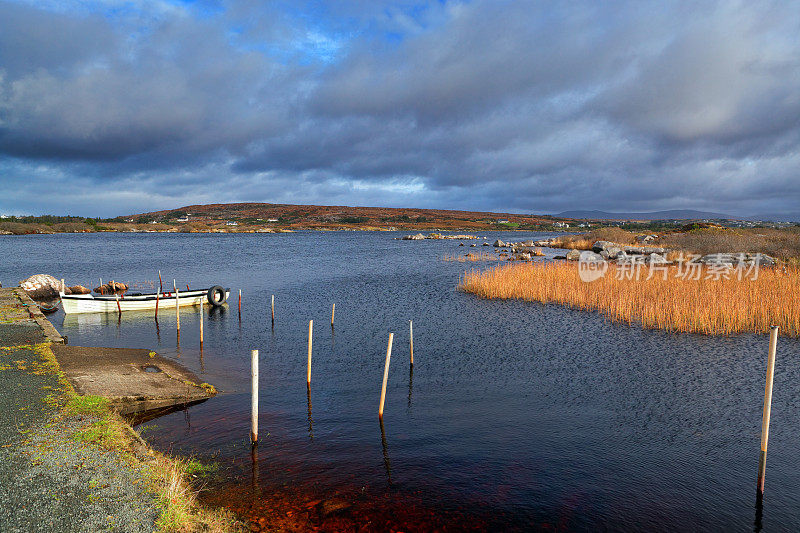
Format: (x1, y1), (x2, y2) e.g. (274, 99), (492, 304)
(19, 274), (62, 300)
(565, 249), (582, 261)
(402, 233), (426, 240)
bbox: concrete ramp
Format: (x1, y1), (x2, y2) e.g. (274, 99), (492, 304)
(52, 345), (215, 418)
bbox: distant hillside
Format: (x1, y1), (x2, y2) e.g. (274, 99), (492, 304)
(128, 202), (560, 230)
(555, 209), (740, 221)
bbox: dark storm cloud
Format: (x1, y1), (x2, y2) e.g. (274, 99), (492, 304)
(1, 0), (799, 217)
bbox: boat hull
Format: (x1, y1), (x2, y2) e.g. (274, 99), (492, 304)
(60, 289), (229, 314)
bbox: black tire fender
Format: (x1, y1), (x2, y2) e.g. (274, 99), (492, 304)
(207, 286), (227, 306)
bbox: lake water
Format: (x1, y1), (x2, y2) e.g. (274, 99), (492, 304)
(3, 231), (800, 531)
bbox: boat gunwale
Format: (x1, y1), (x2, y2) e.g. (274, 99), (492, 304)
(60, 288), (227, 302)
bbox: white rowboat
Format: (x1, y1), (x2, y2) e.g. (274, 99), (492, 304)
(60, 286), (229, 314)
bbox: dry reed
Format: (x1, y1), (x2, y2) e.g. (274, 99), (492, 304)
(459, 261), (800, 336)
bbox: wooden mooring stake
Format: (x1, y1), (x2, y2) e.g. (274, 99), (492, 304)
(331, 303), (335, 327)
(174, 280), (180, 334)
(251, 349), (259, 445)
(199, 300), (204, 348)
(113, 280), (121, 316)
(379, 333), (394, 418)
(757, 325), (779, 495)
(409, 321), (414, 366)
(307, 320), (313, 384)
(271, 294), (275, 326)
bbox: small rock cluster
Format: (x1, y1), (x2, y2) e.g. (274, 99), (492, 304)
(400, 233), (479, 240)
(491, 240), (545, 261)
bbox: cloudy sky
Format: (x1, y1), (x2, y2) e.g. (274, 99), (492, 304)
(1, 0), (799, 218)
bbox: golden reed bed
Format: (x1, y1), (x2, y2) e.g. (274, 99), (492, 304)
(458, 261), (800, 336)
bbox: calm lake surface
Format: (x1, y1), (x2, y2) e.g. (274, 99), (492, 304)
(3, 231), (800, 531)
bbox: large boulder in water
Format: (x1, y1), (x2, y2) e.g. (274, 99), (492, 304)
(20, 274), (62, 300)
(66, 285), (91, 295)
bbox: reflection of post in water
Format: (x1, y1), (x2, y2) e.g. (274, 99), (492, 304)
(407, 365), (414, 408)
(754, 491), (763, 533)
(183, 406), (191, 434)
(306, 384), (314, 441)
(199, 346), (205, 374)
(251, 445), (260, 495)
(379, 417), (392, 484)
(154, 316), (161, 343)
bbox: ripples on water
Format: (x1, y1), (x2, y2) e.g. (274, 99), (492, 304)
(3, 231), (800, 531)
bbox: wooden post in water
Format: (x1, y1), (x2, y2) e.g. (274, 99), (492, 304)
(331, 303), (335, 327)
(757, 325), (779, 495)
(238, 289), (242, 318)
(99, 278), (103, 295)
(61, 278), (65, 295)
(155, 289), (160, 316)
(409, 321), (414, 366)
(271, 295), (275, 326)
(158, 270), (163, 293)
(113, 280), (121, 316)
(199, 299), (204, 348)
(307, 320), (313, 385)
(251, 349), (259, 446)
(174, 281), (180, 334)
(379, 333), (394, 418)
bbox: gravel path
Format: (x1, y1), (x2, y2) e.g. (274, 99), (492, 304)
(0, 345), (158, 532)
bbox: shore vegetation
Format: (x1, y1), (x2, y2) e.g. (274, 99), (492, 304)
(459, 262), (800, 336)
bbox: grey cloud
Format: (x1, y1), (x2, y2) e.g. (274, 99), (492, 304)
(1, 0), (799, 218)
